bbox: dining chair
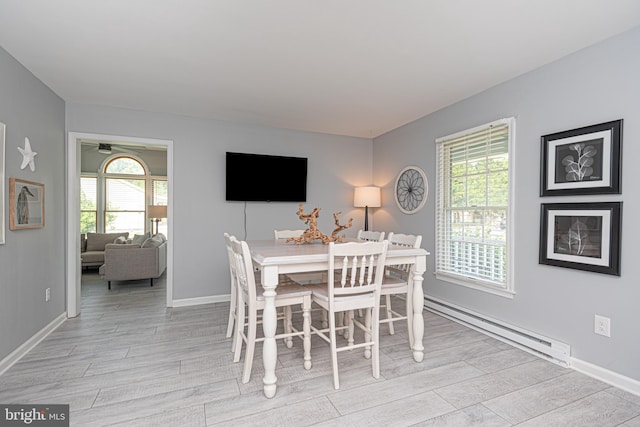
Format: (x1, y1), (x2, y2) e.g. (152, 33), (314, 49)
(357, 229), (385, 242)
(273, 229), (322, 284)
(380, 232), (422, 345)
(224, 233), (239, 347)
(273, 229), (306, 240)
(274, 229), (328, 327)
(228, 234), (312, 383)
(309, 240), (388, 389)
(224, 232), (302, 353)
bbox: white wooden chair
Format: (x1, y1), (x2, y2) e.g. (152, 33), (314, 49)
(357, 229), (385, 242)
(274, 229), (328, 327)
(228, 234), (312, 383)
(224, 233), (239, 349)
(380, 232), (422, 345)
(273, 229), (306, 240)
(273, 229), (321, 284)
(309, 240), (388, 389)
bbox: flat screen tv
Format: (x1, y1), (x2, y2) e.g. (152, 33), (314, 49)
(226, 152), (308, 202)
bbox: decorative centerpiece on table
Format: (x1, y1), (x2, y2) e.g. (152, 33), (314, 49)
(287, 204), (353, 244)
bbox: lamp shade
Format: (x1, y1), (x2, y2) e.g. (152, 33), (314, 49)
(353, 186), (381, 208)
(147, 205), (167, 219)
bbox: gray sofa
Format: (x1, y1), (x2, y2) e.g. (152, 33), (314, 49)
(81, 232), (130, 268)
(99, 235), (167, 289)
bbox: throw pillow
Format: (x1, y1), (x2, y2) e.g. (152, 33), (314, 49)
(131, 233), (150, 246)
(86, 232), (129, 251)
(153, 233), (167, 243)
(113, 236), (127, 244)
(141, 236), (163, 248)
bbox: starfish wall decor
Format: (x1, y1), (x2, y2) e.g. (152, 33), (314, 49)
(18, 137), (37, 172)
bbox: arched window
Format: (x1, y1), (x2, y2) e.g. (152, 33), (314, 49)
(103, 156), (148, 236)
(105, 157), (145, 175)
(81, 154), (167, 237)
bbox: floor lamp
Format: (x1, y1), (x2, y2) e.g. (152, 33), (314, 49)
(148, 205), (167, 235)
(353, 186), (381, 231)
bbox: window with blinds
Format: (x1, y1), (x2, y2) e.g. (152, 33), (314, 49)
(104, 156), (148, 235)
(435, 117), (515, 297)
(80, 176), (97, 233)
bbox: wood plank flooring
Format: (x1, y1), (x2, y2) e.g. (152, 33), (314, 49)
(1, 271), (639, 426)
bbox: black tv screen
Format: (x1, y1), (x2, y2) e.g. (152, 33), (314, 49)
(226, 152), (307, 202)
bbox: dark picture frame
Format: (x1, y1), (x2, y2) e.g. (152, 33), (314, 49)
(9, 178), (45, 230)
(540, 119), (622, 196)
(539, 202), (621, 276)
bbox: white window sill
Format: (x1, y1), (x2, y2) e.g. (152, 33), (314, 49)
(435, 272), (515, 299)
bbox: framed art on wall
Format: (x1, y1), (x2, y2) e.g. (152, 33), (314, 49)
(0, 122), (4, 244)
(394, 166), (428, 214)
(539, 202), (621, 276)
(540, 119), (622, 196)
(9, 178), (45, 230)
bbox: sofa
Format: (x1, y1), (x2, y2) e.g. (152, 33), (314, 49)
(99, 234), (167, 289)
(81, 232), (130, 268)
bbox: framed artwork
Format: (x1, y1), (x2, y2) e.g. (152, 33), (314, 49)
(539, 202), (621, 276)
(0, 122), (4, 243)
(540, 119), (622, 196)
(394, 166), (428, 214)
(9, 178), (45, 230)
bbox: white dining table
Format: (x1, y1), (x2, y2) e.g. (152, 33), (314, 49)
(247, 238), (429, 398)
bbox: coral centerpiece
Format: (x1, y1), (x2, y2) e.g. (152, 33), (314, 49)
(287, 204), (353, 244)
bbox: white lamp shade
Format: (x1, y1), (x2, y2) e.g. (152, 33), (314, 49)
(148, 205), (167, 219)
(354, 186), (381, 208)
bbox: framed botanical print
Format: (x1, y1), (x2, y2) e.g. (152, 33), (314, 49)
(9, 178), (45, 230)
(539, 202), (621, 276)
(540, 120), (622, 196)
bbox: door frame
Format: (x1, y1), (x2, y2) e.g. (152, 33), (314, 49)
(66, 132), (174, 316)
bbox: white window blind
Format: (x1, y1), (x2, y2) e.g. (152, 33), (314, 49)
(80, 176), (97, 233)
(435, 118), (515, 295)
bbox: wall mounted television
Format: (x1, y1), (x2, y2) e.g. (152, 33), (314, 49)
(226, 152), (308, 202)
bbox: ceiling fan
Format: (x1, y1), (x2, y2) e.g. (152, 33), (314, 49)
(82, 141), (139, 156)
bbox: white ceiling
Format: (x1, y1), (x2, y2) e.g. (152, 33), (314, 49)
(1, 1), (639, 138)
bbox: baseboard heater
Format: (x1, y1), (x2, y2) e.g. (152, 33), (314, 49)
(424, 295), (571, 367)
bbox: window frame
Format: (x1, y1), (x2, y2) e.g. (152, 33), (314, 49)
(81, 154), (169, 237)
(80, 174), (98, 234)
(435, 117), (516, 298)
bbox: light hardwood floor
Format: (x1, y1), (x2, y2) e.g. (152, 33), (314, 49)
(1, 271), (639, 426)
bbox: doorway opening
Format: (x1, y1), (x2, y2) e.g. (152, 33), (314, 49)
(66, 132), (174, 317)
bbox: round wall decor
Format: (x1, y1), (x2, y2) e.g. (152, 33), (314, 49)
(394, 166), (428, 214)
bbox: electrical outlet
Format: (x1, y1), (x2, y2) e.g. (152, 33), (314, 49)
(594, 314), (610, 337)
(45, 288), (51, 302)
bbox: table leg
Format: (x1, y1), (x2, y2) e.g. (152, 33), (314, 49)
(411, 257), (426, 362)
(261, 266), (279, 398)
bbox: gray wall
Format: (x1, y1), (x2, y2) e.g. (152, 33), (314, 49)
(0, 47), (66, 361)
(373, 27), (640, 380)
(66, 105), (374, 300)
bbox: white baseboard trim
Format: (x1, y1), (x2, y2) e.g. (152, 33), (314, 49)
(0, 312), (67, 377)
(170, 294), (230, 308)
(571, 357), (640, 397)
